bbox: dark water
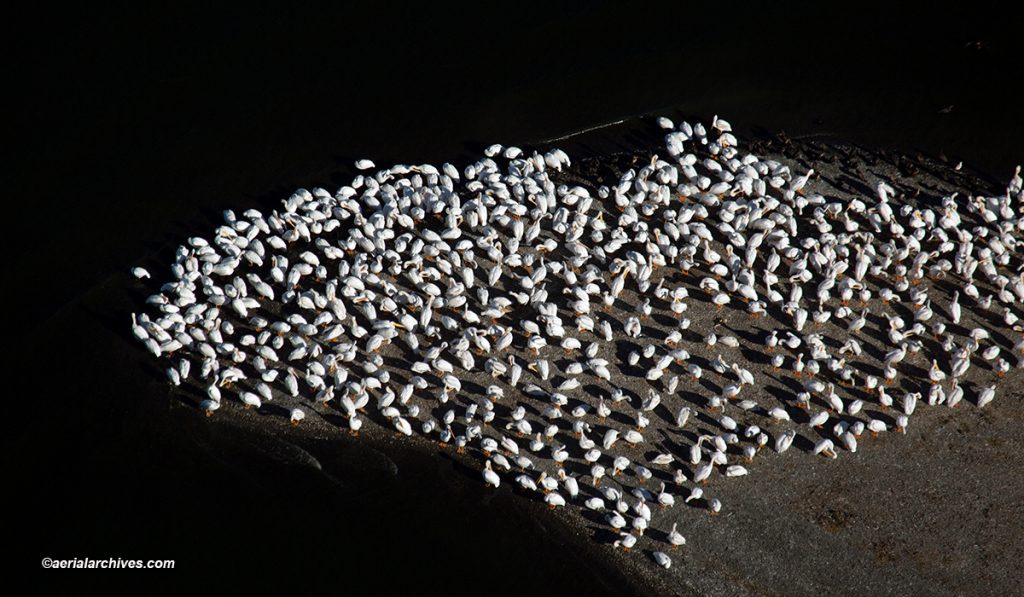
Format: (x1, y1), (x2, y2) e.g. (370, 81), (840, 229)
(10, 3), (1022, 592)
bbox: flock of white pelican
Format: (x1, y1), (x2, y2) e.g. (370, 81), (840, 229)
(131, 116), (1022, 568)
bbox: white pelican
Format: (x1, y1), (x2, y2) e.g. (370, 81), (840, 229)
(977, 385), (996, 408)
(482, 461), (501, 489)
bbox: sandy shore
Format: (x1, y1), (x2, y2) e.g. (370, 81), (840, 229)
(19, 122), (1023, 595)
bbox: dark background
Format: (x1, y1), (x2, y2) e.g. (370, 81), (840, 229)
(8, 2), (1022, 593)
